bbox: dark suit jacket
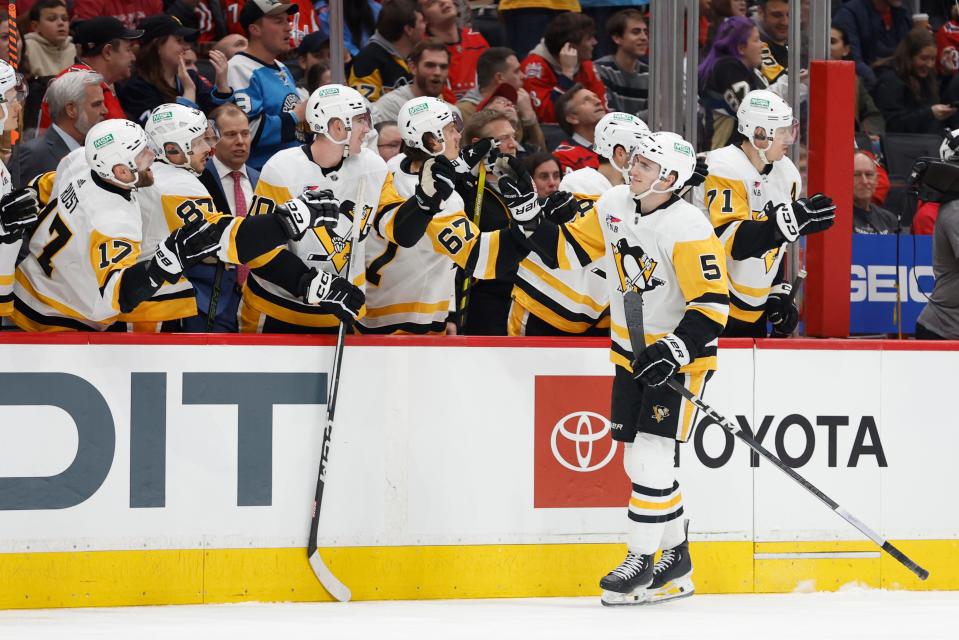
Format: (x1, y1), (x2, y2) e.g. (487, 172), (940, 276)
(9, 126), (73, 189)
(198, 157), (260, 216)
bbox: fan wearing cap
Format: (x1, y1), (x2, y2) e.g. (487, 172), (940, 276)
(38, 17), (141, 130)
(223, 0), (320, 41)
(508, 111), (649, 337)
(552, 83), (607, 175)
(227, 0), (306, 171)
(371, 39), (460, 126)
(117, 15), (233, 126)
(239, 84), (388, 333)
(502, 132), (728, 605)
(693, 89), (835, 338)
(363, 96), (530, 335)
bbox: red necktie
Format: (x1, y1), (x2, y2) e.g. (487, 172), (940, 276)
(231, 170), (250, 285)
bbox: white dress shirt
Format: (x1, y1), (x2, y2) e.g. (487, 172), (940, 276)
(211, 154), (253, 216)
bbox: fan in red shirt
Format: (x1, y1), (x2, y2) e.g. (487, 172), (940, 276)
(37, 17), (141, 131)
(223, 0), (319, 42)
(521, 11), (606, 124)
(552, 83), (606, 174)
(72, 0), (161, 31)
(419, 0), (490, 101)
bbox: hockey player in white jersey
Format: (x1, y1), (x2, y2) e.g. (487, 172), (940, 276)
(241, 84), (392, 333)
(508, 111), (649, 336)
(694, 89), (835, 337)
(130, 102), (359, 331)
(13, 120), (223, 331)
(0, 59), (40, 318)
(507, 131), (729, 605)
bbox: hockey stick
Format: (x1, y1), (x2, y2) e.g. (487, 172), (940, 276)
(769, 268), (806, 338)
(305, 182), (368, 603)
(622, 290), (929, 580)
(204, 261), (225, 332)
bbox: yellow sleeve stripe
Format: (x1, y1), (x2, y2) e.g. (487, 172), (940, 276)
(520, 259), (607, 313)
(728, 276), (772, 298)
(224, 219), (242, 264)
(480, 231), (500, 279)
(703, 176), (751, 229)
(246, 245), (283, 269)
(364, 300), (450, 318)
(688, 304), (728, 328)
(0, 274), (13, 286)
(564, 209), (607, 264)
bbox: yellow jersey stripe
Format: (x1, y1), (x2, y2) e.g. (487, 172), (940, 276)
(520, 259), (607, 312)
(364, 300), (449, 318)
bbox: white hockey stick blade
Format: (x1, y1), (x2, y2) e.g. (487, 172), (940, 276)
(309, 551), (352, 602)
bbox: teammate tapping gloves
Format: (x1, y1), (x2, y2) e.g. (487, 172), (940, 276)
(694, 89), (834, 337)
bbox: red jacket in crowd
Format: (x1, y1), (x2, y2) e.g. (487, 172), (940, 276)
(553, 139), (599, 175)
(520, 42), (607, 124)
(222, 0), (320, 38)
(444, 28), (489, 101)
(72, 0), (163, 31)
(37, 62), (126, 131)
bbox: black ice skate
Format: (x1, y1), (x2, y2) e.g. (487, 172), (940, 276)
(646, 532), (694, 605)
(599, 551), (654, 606)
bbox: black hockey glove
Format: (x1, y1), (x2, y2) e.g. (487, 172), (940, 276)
(775, 193), (836, 242)
(498, 156), (541, 229)
(149, 219), (221, 284)
(683, 156), (709, 190)
(414, 155), (457, 212)
(0, 188), (39, 240)
(766, 282), (799, 335)
(632, 333), (691, 388)
(455, 137), (498, 172)
(541, 190), (590, 224)
(300, 269), (365, 323)
(276, 189), (340, 240)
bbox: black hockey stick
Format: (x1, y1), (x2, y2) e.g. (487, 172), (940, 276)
(305, 189), (367, 603)
(622, 290), (929, 580)
(204, 261), (225, 332)
(769, 268), (806, 338)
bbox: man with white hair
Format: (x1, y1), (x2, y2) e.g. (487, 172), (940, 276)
(12, 70), (108, 189)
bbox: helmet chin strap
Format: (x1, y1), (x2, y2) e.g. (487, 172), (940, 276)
(610, 155), (630, 184)
(631, 177), (673, 206)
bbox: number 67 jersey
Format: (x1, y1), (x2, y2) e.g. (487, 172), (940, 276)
(13, 163), (143, 331)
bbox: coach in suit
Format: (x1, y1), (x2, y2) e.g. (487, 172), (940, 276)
(183, 103), (260, 333)
(10, 70), (108, 189)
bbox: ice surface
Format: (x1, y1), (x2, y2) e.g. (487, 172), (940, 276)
(0, 590), (956, 640)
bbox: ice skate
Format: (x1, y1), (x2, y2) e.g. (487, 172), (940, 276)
(599, 551), (654, 606)
(646, 535), (694, 605)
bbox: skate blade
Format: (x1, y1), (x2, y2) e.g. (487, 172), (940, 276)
(600, 588), (650, 606)
(644, 577), (694, 605)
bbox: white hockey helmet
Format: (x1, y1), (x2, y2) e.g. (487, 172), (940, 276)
(397, 96), (456, 157)
(85, 119), (155, 188)
(593, 111), (650, 180)
(941, 128), (959, 161)
(629, 131), (696, 199)
(305, 84), (371, 157)
(145, 103), (210, 174)
(736, 89), (797, 163)
(0, 59), (24, 124)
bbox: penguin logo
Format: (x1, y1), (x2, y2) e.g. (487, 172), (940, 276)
(652, 406), (670, 423)
(613, 238), (666, 294)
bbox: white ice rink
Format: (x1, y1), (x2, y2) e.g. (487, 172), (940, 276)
(0, 589), (956, 640)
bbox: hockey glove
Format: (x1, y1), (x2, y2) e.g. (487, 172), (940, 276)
(683, 156), (709, 190)
(776, 193), (836, 242)
(632, 333), (691, 388)
(499, 158), (541, 229)
(300, 269), (365, 323)
(414, 155), (457, 212)
(766, 282), (799, 335)
(541, 190), (590, 224)
(454, 137), (499, 173)
(276, 189), (340, 240)
(0, 188), (39, 240)
(149, 219), (221, 283)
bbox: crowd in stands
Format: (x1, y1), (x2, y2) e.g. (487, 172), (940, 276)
(1, 0), (958, 338)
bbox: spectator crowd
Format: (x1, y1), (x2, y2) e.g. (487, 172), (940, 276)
(0, 0), (956, 338)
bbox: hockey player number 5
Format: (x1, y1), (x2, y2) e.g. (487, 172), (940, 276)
(700, 255), (722, 281)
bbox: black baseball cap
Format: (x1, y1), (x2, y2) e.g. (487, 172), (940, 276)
(137, 15), (200, 46)
(240, 0), (299, 30)
(73, 17), (143, 53)
(296, 31), (329, 56)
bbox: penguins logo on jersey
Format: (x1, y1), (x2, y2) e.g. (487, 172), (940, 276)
(652, 406), (670, 423)
(763, 247), (779, 273)
(613, 238), (665, 294)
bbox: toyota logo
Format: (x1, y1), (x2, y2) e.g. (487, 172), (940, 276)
(551, 411), (618, 472)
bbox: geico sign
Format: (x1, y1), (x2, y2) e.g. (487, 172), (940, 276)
(681, 413), (888, 469)
(850, 264), (933, 303)
(0, 371), (326, 511)
(550, 411), (617, 473)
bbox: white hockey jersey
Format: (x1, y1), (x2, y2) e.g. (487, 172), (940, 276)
(536, 185), (729, 372)
(362, 155), (525, 334)
(0, 161), (16, 316)
(510, 166), (611, 334)
(13, 167), (144, 331)
(693, 144), (802, 323)
(242, 145), (388, 330)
